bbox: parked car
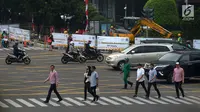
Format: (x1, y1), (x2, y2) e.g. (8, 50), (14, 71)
(145, 51), (200, 83)
(106, 43), (192, 70)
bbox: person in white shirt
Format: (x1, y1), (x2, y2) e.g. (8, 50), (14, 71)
(133, 64), (148, 97)
(84, 66), (91, 101)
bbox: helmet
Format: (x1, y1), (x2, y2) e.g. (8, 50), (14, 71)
(70, 41), (74, 45)
(125, 58), (129, 62)
(178, 33), (181, 37)
(110, 26), (113, 29)
(15, 42), (18, 46)
(102, 30), (105, 33)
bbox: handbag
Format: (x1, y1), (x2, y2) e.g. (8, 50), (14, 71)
(96, 87), (100, 95)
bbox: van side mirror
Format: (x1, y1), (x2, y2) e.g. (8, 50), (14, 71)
(131, 51), (135, 54)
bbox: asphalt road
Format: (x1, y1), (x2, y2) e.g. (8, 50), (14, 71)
(0, 48), (200, 112)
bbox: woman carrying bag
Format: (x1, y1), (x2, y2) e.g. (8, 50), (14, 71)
(84, 66), (92, 101)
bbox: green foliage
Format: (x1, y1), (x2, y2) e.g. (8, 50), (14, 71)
(0, 0), (106, 32)
(144, 0), (179, 27)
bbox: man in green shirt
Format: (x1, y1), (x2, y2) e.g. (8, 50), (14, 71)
(120, 58), (133, 89)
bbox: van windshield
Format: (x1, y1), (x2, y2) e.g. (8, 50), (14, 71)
(159, 53), (182, 62)
(121, 45), (135, 53)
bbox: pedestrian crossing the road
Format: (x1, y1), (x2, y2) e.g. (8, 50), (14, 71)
(0, 96), (200, 108)
(0, 47), (45, 51)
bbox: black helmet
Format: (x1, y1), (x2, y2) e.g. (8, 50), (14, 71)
(15, 42), (18, 45)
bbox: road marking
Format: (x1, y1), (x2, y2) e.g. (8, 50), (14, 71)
(76, 97), (97, 105)
(52, 98), (73, 106)
(40, 98), (60, 106)
(121, 96), (145, 104)
(0, 101), (9, 108)
(166, 96), (192, 105)
(88, 97), (109, 105)
(100, 97), (121, 105)
(181, 97), (200, 104)
(4, 99), (22, 107)
(3, 48), (9, 50)
(64, 98), (85, 106)
(17, 99), (35, 107)
(158, 97), (180, 104)
(110, 97), (132, 105)
(149, 97), (169, 104)
(135, 97), (157, 104)
(188, 96), (200, 101)
(29, 98), (47, 107)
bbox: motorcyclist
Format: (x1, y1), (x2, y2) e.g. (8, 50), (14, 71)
(13, 42), (22, 60)
(68, 41), (78, 58)
(85, 40), (96, 57)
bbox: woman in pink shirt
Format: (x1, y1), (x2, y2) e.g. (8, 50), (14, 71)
(173, 62), (185, 98)
(44, 65), (63, 103)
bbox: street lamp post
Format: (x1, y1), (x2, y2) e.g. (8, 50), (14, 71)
(60, 14), (74, 32)
(124, 4), (127, 17)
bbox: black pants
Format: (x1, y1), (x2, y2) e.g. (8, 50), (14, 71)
(134, 81), (148, 95)
(46, 84), (62, 102)
(175, 81), (184, 98)
(147, 82), (161, 97)
(89, 86), (98, 100)
(84, 82), (90, 100)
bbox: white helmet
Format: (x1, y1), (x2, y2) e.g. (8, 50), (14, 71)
(70, 41), (74, 45)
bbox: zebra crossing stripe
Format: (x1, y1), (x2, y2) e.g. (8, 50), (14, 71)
(88, 97), (109, 105)
(0, 101), (9, 108)
(52, 98), (73, 106)
(40, 98), (60, 106)
(149, 97), (169, 104)
(159, 97), (180, 104)
(29, 98), (47, 107)
(100, 97), (121, 105)
(110, 97), (132, 105)
(121, 96), (145, 104)
(64, 98), (85, 106)
(181, 97), (200, 104)
(166, 96), (192, 105)
(4, 99), (22, 108)
(188, 96), (200, 101)
(17, 99), (35, 107)
(75, 97), (97, 106)
(135, 97), (157, 104)
(3, 48), (9, 50)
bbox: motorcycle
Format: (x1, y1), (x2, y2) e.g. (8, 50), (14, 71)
(82, 49), (104, 62)
(61, 49), (86, 64)
(5, 48), (31, 65)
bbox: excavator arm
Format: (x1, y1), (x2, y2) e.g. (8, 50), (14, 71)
(130, 18), (172, 38)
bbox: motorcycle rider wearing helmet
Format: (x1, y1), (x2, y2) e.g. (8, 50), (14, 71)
(85, 40), (95, 56)
(13, 42), (22, 60)
(68, 41), (77, 58)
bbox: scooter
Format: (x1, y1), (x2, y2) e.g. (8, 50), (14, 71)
(82, 49), (104, 62)
(5, 48), (31, 65)
(61, 49), (86, 64)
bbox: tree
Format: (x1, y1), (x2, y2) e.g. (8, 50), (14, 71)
(144, 0), (179, 27)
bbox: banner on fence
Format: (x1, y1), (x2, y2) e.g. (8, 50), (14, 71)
(72, 34), (96, 48)
(97, 36), (130, 51)
(193, 39), (200, 50)
(0, 24), (19, 33)
(9, 27), (30, 41)
(51, 33), (96, 47)
(51, 33), (68, 46)
(135, 37), (172, 44)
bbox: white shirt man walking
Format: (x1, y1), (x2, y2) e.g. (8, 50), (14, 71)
(133, 64), (148, 97)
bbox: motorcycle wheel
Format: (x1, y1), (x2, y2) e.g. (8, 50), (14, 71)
(61, 56), (69, 64)
(97, 54), (104, 62)
(24, 57), (31, 65)
(79, 57), (87, 63)
(5, 57), (12, 65)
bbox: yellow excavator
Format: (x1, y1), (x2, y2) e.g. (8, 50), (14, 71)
(112, 18), (173, 43)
